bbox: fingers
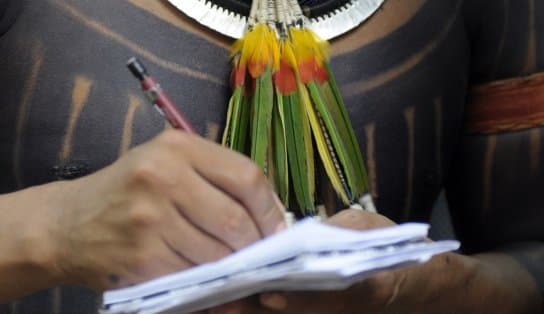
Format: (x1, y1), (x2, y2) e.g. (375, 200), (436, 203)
(170, 168), (262, 250)
(127, 131), (274, 249)
(60, 128), (288, 293)
(204, 161), (285, 237)
(160, 204), (233, 264)
(161, 131), (286, 237)
(188, 135), (286, 236)
(140, 243), (193, 280)
(127, 153), (260, 253)
(108, 235), (193, 289)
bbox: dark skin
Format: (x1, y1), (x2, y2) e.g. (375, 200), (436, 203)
(209, 210), (540, 313)
(0, 0), (543, 313)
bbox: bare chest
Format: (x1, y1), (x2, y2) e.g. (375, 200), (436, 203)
(0, 0), (468, 220)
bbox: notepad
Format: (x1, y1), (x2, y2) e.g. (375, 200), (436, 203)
(101, 219), (459, 314)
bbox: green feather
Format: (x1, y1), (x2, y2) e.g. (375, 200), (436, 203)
(307, 81), (358, 201)
(322, 63), (368, 196)
(272, 91), (289, 204)
(222, 87), (238, 147)
(234, 95), (250, 153)
(222, 87), (242, 148)
(299, 84), (350, 204)
(250, 67), (274, 171)
(319, 83), (366, 197)
(284, 93), (315, 214)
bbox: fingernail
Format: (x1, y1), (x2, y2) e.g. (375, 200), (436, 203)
(260, 293), (287, 310)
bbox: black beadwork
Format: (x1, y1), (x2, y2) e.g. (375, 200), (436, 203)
(209, 0), (352, 19)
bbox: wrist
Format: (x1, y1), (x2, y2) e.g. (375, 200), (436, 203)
(13, 182), (69, 284)
(0, 182), (71, 300)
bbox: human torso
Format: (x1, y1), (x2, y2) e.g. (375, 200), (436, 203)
(2, 0), (544, 313)
(448, 0), (544, 252)
(0, 0), (468, 224)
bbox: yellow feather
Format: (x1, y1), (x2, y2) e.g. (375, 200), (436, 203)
(300, 88), (315, 199)
(282, 41), (298, 70)
(233, 24), (280, 76)
(306, 29), (330, 61)
(270, 30), (281, 70)
(231, 37), (244, 58)
(222, 95), (236, 146)
(297, 82), (350, 204)
(290, 28), (330, 66)
(290, 29), (312, 62)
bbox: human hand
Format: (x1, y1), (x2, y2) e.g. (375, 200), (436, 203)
(47, 130), (286, 291)
(325, 207), (395, 230)
(207, 210), (464, 314)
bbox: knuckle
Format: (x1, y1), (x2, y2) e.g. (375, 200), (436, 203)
(128, 205), (162, 228)
(220, 208), (245, 235)
(128, 159), (159, 185)
(238, 160), (265, 187)
(216, 206), (258, 249)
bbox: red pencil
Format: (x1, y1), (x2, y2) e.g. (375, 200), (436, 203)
(128, 57), (292, 226)
(127, 57), (196, 134)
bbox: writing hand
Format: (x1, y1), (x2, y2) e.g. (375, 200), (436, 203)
(47, 130), (285, 291)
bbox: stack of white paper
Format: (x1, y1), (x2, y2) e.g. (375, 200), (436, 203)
(101, 219), (459, 314)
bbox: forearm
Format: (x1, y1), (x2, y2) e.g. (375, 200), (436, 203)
(0, 182), (64, 302)
(326, 210), (543, 313)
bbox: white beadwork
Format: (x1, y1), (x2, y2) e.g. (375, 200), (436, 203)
(166, 0), (385, 40)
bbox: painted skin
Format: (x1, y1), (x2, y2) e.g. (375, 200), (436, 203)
(0, 0), (543, 313)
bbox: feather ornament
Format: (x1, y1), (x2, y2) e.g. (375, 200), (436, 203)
(222, 0), (371, 216)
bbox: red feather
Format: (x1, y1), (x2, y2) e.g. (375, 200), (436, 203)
(274, 60), (297, 95)
(231, 63), (247, 88)
(315, 63), (329, 84)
